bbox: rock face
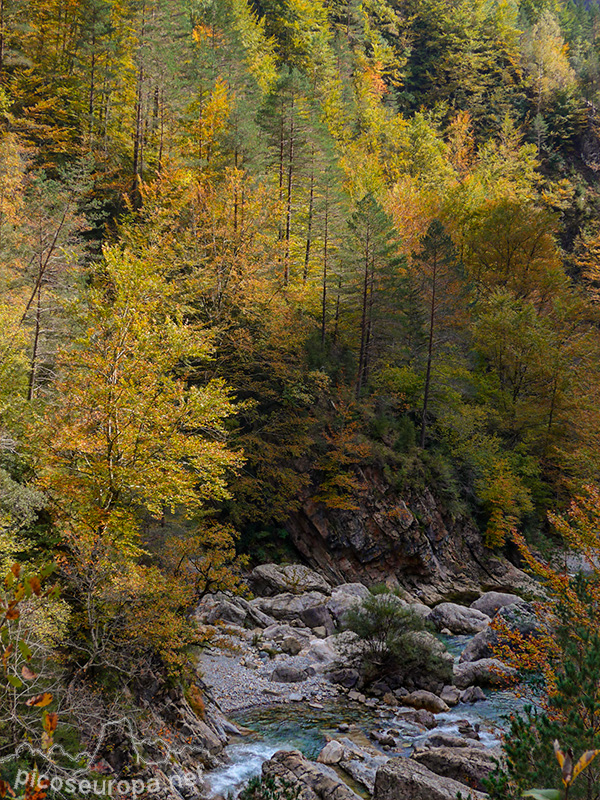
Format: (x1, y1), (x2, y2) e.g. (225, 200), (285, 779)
(470, 592), (521, 617)
(429, 603), (490, 635)
(286, 466), (538, 604)
(412, 745), (500, 792)
(262, 750), (362, 800)
(374, 757), (488, 800)
(249, 564), (332, 596)
(453, 658), (517, 689)
(317, 741), (345, 765)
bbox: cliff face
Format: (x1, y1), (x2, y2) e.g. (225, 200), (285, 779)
(286, 467), (535, 604)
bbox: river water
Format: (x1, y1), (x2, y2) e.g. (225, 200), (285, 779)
(204, 634), (526, 798)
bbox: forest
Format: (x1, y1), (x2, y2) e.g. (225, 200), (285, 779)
(3, 0), (600, 796)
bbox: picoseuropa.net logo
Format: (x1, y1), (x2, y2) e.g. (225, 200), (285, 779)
(12, 768), (205, 796)
(1, 717), (206, 798)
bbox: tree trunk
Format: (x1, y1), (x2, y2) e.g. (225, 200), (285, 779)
(321, 188), (329, 347)
(304, 151), (315, 282)
(420, 250), (437, 448)
(356, 230), (370, 398)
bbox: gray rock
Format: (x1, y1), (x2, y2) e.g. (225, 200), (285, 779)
(497, 600), (541, 636)
(338, 738), (389, 793)
(460, 686), (486, 703)
(270, 665), (308, 683)
(262, 750), (362, 800)
(261, 623), (312, 647)
(459, 628), (496, 663)
(300, 604), (336, 634)
(328, 668), (360, 689)
(254, 591), (329, 621)
(318, 741), (345, 765)
(440, 685), (460, 706)
(250, 564), (332, 597)
(374, 757), (487, 800)
(326, 584), (370, 625)
(412, 745), (499, 792)
(236, 597), (277, 628)
(408, 602), (432, 620)
(470, 591), (521, 618)
(281, 636), (303, 656)
(429, 603), (490, 635)
(453, 658), (517, 689)
(425, 733), (485, 749)
(203, 600), (247, 627)
(395, 709), (437, 729)
(401, 690), (449, 714)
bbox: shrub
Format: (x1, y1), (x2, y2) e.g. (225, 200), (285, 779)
(343, 590), (449, 685)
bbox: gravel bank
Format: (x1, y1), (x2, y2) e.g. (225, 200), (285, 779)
(198, 632), (341, 713)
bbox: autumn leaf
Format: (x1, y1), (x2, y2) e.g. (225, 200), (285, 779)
(42, 711), (58, 733)
(21, 665), (37, 680)
(25, 692), (53, 707)
(554, 740), (574, 786)
(572, 749), (600, 781)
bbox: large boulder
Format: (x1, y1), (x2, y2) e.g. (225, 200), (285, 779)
(459, 600), (541, 663)
(270, 664), (308, 683)
(453, 658), (517, 689)
(337, 738), (390, 794)
(252, 591), (329, 621)
(300, 604), (336, 634)
(412, 745), (500, 792)
(429, 603), (490, 635)
(401, 690), (449, 714)
(326, 584), (370, 625)
(470, 592), (521, 618)
(202, 600), (247, 627)
(374, 757), (488, 800)
(249, 564), (332, 596)
(459, 628), (496, 663)
(262, 750), (362, 800)
(318, 741), (345, 765)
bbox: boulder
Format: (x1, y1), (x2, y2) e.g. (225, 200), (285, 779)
(261, 623), (312, 647)
(337, 738), (389, 794)
(470, 592), (521, 618)
(440, 686), (460, 706)
(300, 604), (336, 635)
(374, 757), (487, 800)
(461, 686), (486, 703)
(453, 658), (517, 689)
(460, 600), (542, 663)
(281, 636), (303, 656)
(318, 741), (345, 765)
(262, 750), (362, 800)
(328, 668), (360, 689)
(270, 665), (308, 683)
(429, 603), (490, 635)
(408, 602), (432, 620)
(425, 733), (485, 749)
(249, 564), (332, 597)
(395, 709), (437, 729)
(412, 745), (500, 792)
(401, 690), (449, 714)
(459, 628), (495, 663)
(253, 591), (329, 621)
(497, 600), (541, 636)
(237, 598), (277, 628)
(326, 584), (370, 625)
(203, 600), (247, 627)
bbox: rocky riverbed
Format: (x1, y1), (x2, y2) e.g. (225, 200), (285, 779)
(196, 563), (540, 800)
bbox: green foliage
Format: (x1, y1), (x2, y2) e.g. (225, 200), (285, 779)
(344, 589), (450, 684)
